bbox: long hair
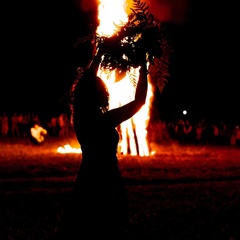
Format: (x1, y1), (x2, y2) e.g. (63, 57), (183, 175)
(70, 65), (109, 118)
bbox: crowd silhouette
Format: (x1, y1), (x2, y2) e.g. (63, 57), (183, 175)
(0, 111), (74, 140)
(1, 111), (240, 147)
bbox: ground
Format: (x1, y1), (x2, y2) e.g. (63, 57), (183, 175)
(0, 137), (240, 240)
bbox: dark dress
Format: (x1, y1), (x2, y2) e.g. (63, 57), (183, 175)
(58, 111), (129, 239)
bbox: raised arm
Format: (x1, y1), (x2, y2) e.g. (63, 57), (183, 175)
(105, 55), (149, 127)
(134, 62), (148, 107)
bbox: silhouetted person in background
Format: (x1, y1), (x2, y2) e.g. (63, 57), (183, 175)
(56, 44), (148, 239)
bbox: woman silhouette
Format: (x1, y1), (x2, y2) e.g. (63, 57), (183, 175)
(57, 45), (148, 239)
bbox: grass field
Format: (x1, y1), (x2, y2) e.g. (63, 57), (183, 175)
(0, 137), (240, 240)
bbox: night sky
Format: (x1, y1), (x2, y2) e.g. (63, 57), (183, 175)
(1, 0), (239, 123)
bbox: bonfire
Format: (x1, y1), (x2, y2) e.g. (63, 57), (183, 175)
(75, 0), (172, 93)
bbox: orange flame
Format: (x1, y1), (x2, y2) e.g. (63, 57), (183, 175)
(57, 144), (82, 154)
(97, 0), (153, 156)
(57, 0), (154, 156)
(31, 124), (47, 143)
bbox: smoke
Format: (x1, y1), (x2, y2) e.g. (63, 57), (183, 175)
(147, 0), (191, 24)
(74, 0), (98, 12)
(72, 0), (100, 31)
(75, 0), (191, 25)
(127, 0), (191, 24)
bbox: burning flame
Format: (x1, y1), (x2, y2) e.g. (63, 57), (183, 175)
(57, 144), (82, 154)
(97, 0), (128, 36)
(97, 0), (153, 156)
(31, 124), (47, 143)
(57, 0), (154, 156)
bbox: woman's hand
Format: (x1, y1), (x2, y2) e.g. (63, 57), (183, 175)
(138, 52), (148, 74)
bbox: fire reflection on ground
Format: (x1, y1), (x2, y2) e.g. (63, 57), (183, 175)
(57, 144), (82, 154)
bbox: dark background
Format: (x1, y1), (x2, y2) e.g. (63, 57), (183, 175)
(1, 0), (239, 124)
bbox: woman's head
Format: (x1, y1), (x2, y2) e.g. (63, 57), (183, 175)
(72, 67), (109, 114)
